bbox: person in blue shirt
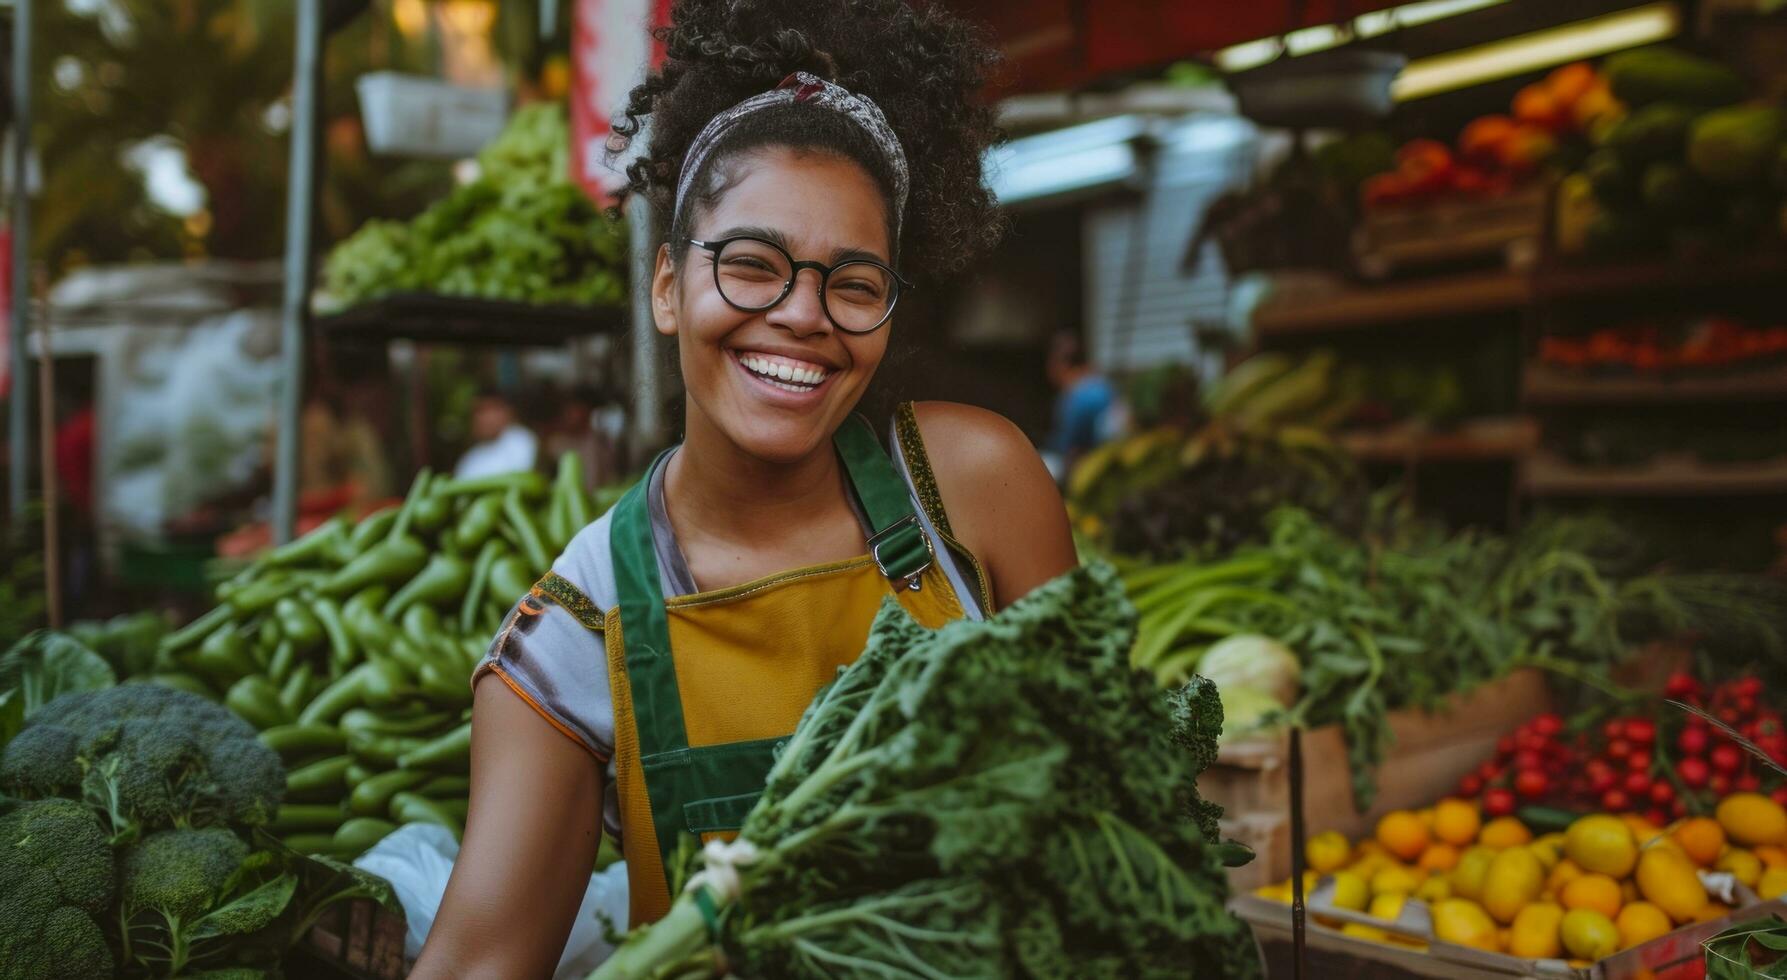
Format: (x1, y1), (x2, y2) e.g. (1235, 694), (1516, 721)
(1045, 331), (1116, 480)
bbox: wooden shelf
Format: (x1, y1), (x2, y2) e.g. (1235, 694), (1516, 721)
(1337, 417), (1538, 463)
(313, 293), (626, 347)
(1532, 253), (1787, 301)
(1251, 270), (1530, 338)
(1522, 451), (1787, 497)
(1524, 362), (1787, 406)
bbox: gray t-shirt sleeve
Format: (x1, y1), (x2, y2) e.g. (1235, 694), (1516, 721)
(470, 518), (619, 763)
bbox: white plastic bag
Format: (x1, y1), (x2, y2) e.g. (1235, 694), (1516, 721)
(354, 823), (630, 977)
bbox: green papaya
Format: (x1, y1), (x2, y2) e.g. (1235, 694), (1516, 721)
(1606, 103), (1700, 165)
(1688, 106), (1784, 187)
(1605, 46), (1743, 109)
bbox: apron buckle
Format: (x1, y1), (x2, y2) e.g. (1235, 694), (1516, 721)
(867, 514), (933, 589)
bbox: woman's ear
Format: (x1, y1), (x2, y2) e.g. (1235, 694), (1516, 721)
(651, 243), (678, 338)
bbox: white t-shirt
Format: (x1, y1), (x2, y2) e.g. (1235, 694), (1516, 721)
(454, 424), (538, 480)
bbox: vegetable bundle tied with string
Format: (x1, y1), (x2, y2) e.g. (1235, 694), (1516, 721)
(591, 563), (1256, 979)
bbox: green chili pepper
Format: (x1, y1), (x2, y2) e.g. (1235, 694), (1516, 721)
(502, 486), (552, 572)
(413, 493), (451, 536)
(311, 597), (357, 675)
(188, 625), (258, 685)
(455, 494), (505, 548)
(417, 660), (472, 707)
(145, 672), (219, 700)
(333, 817), (399, 856)
(342, 586), (398, 650)
(419, 774), (471, 797)
(226, 574), (309, 615)
(256, 615), (282, 654)
(266, 639), (297, 688)
(434, 470), (548, 499)
(281, 832), (342, 856)
(280, 662), (316, 718)
(396, 721), (473, 772)
(259, 723), (347, 759)
(388, 791), (464, 838)
(286, 755), (354, 800)
(225, 675), (293, 729)
(489, 554), (536, 604)
(274, 597), (324, 653)
(400, 603), (446, 646)
(297, 661), (414, 725)
(347, 728), (431, 767)
(383, 553), (472, 620)
(158, 604), (234, 655)
(348, 769), (430, 817)
(346, 506), (400, 555)
(459, 539), (505, 634)
(266, 516), (349, 568)
(270, 803), (347, 834)
(341, 707), (455, 737)
(320, 536), (428, 597)
(387, 468), (435, 543)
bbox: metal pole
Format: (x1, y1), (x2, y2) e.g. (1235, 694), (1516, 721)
(273, 0), (323, 545)
(9, 0), (33, 519)
(626, 193), (662, 462)
(35, 294), (58, 626)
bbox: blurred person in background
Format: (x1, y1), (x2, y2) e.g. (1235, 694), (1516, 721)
(454, 388), (538, 479)
(542, 384), (628, 492)
(1043, 331), (1118, 482)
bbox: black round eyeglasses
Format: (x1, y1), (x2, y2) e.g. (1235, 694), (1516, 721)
(687, 236), (910, 335)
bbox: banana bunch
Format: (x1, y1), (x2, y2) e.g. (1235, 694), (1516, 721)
(1205, 349), (1362, 433)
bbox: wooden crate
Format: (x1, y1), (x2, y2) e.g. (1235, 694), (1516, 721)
(1209, 669), (1552, 888)
(1353, 183), (1549, 279)
(296, 897), (408, 980)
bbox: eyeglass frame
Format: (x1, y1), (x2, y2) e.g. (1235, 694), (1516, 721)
(686, 236), (912, 335)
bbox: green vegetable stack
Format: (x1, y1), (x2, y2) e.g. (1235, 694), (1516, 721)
(148, 454), (606, 859)
(0, 683), (396, 978)
(322, 103), (628, 308)
(590, 563), (1258, 980)
(1570, 45), (1786, 257)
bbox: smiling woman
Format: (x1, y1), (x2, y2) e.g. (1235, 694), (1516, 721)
(413, 3), (1079, 976)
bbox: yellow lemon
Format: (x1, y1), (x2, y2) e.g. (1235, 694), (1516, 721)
(1452, 846), (1500, 901)
(1546, 857), (1586, 894)
(1349, 853), (1392, 881)
(1635, 847), (1709, 924)
(1330, 871), (1370, 911)
(1341, 921), (1390, 944)
(1483, 847), (1545, 924)
(1480, 816), (1535, 849)
(1508, 902), (1565, 959)
(1530, 832), (1568, 870)
(1254, 882), (1293, 903)
(1693, 902), (1733, 924)
(1307, 830), (1352, 873)
(1560, 908), (1620, 961)
(1621, 878), (1641, 905)
(1418, 807), (1437, 831)
(1672, 817), (1727, 867)
(1369, 892), (1406, 921)
(1434, 798), (1482, 847)
(1615, 901), (1673, 949)
(1371, 865), (1423, 898)
(1755, 844), (1787, 869)
(1433, 898), (1500, 951)
(1717, 793), (1787, 848)
(1624, 814), (1665, 847)
(1417, 876), (1454, 904)
(1420, 843), (1461, 872)
(1716, 848), (1762, 888)
(1566, 815), (1639, 878)
(1759, 867), (1787, 901)
(1560, 873), (1623, 918)
(1378, 810), (1432, 862)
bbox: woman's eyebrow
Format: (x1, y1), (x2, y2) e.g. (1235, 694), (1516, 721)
(830, 246), (889, 266)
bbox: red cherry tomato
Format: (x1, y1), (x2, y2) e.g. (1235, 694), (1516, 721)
(1672, 798), (1689, 818)
(1533, 713), (1564, 737)
(1514, 749), (1547, 773)
(1459, 773), (1484, 797)
(1588, 765), (1618, 794)
(1773, 786), (1787, 807)
(1649, 781), (1676, 805)
(1604, 720), (1626, 741)
(1737, 773), (1761, 793)
(1601, 788), (1632, 812)
(1710, 773), (1733, 797)
(1515, 770), (1550, 800)
(1484, 788), (1518, 817)
(1518, 731), (1551, 754)
(1625, 771), (1653, 796)
(1627, 751), (1653, 773)
(1679, 726), (1709, 756)
(1711, 744), (1743, 774)
(1497, 735), (1517, 758)
(1736, 676), (1763, 699)
(1624, 719), (1656, 746)
(1664, 672), (1700, 699)
(1678, 756), (1710, 788)
(1606, 738), (1633, 761)
(1645, 807), (1669, 827)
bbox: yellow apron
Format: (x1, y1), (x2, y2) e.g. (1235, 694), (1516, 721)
(602, 415), (971, 925)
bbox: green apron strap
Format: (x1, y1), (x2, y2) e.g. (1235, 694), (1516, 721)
(835, 414), (934, 588)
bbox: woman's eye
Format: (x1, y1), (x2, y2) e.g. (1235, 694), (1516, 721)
(724, 257), (779, 275)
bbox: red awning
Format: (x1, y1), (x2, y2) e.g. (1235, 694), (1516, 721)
(955, 0), (1401, 96)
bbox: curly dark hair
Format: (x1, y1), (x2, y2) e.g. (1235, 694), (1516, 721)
(608, 0), (1005, 285)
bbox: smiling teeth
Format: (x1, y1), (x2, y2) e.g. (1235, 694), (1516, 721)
(739, 353), (827, 388)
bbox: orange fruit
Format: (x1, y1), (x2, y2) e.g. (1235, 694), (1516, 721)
(1560, 873), (1623, 919)
(1546, 62), (1600, 107)
(1754, 845), (1787, 869)
(1480, 816), (1534, 849)
(1458, 115), (1518, 165)
(1716, 793), (1787, 847)
(1693, 902), (1733, 924)
(1420, 843), (1461, 872)
(1622, 814), (1665, 845)
(1672, 818), (1726, 867)
(1513, 83), (1569, 133)
(1547, 857), (1586, 894)
(1434, 798), (1482, 847)
(1378, 811), (1431, 862)
(1615, 902), (1672, 950)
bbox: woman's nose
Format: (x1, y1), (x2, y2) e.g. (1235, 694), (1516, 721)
(766, 267), (832, 337)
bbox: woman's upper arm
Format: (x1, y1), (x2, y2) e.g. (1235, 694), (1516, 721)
(911, 401), (1077, 609)
(411, 675), (605, 979)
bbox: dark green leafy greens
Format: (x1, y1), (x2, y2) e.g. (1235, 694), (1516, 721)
(592, 563), (1257, 980)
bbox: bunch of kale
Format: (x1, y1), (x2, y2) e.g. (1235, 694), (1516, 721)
(592, 563), (1257, 979)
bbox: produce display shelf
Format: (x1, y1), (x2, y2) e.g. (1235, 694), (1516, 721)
(1251, 270), (1531, 338)
(1336, 416), (1538, 464)
(312, 292), (626, 347)
(1522, 451), (1787, 497)
(1522, 362), (1787, 406)
(1532, 252), (1787, 301)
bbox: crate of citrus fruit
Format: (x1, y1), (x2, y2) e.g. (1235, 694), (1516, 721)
(1233, 793), (1787, 978)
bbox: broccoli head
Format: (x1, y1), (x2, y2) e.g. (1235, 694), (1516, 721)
(1165, 676), (1226, 840)
(0, 797), (116, 980)
(0, 684), (284, 840)
(121, 826), (249, 921)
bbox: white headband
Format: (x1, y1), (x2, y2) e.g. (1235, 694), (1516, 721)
(673, 72), (909, 239)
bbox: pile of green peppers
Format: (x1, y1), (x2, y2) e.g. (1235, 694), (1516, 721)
(152, 454), (607, 858)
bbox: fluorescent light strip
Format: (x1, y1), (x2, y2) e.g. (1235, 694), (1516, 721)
(1214, 0), (1509, 72)
(1392, 2), (1680, 101)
